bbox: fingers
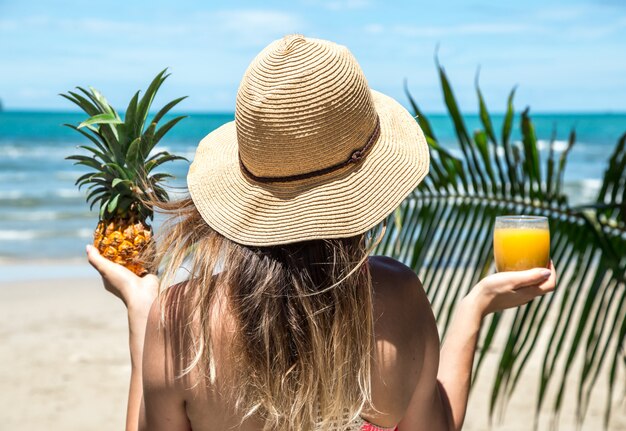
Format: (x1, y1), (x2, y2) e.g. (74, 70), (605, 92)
(509, 266), (553, 290)
(86, 244), (144, 305)
(514, 262), (557, 298)
(537, 261), (556, 293)
(86, 244), (115, 276)
(86, 244), (135, 278)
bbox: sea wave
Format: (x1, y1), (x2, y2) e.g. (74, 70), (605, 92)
(0, 191), (87, 208)
(0, 143), (77, 159)
(0, 171), (31, 181)
(0, 142), (196, 161)
(54, 170), (89, 180)
(563, 179), (603, 205)
(536, 139), (571, 152)
(0, 228), (92, 241)
(0, 210), (93, 222)
(0, 188), (83, 200)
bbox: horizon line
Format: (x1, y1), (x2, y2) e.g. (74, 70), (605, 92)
(2, 108), (626, 116)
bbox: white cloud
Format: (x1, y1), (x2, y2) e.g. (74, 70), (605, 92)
(534, 5), (591, 22)
(302, 0), (371, 11)
(214, 9), (302, 32)
(16, 87), (53, 101)
(392, 22), (533, 38)
(326, 0), (371, 10)
(0, 15), (187, 37)
(364, 23), (384, 34)
(212, 9), (304, 45)
(0, 15), (50, 32)
(0, 9), (305, 48)
(66, 18), (188, 36)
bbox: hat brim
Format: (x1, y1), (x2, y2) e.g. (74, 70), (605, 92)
(187, 90), (430, 246)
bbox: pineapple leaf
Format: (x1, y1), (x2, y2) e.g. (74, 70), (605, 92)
(86, 186), (109, 203)
(135, 69), (169, 134)
(106, 194), (120, 214)
(152, 116), (187, 149)
(112, 178), (129, 188)
(78, 113), (123, 129)
(77, 175), (111, 189)
(63, 124), (109, 156)
(86, 86), (119, 118)
(64, 70), (187, 220)
(99, 199), (109, 219)
(77, 145), (113, 163)
(60, 92), (99, 116)
(76, 87), (106, 111)
(126, 137), (143, 169)
(151, 96), (188, 125)
(117, 196), (135, 213)
(146, 154), (186, 173)
(85, 178), (114, 191)
(75, 87), (123, 147)
(146, 150), (174, 162)
(66, 155), (103, 170)
(74, 172), (96, 187)
(150, 173), (175, 183)
(103, 163), (131, 180)
(94, 126), (124, 164)
(152, 184), (169, 202)
(124, 91), (141, 137)
(140, 122), (157, 161)
(90, 196), (105, 212)
(115, 122), (129, 154)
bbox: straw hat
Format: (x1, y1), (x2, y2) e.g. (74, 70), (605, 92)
(188, 35), (429, 246)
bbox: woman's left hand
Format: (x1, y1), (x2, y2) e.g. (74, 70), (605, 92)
(86, 244), (159, 323)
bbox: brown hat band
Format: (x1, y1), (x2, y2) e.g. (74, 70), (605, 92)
(239, 116), (381, 184)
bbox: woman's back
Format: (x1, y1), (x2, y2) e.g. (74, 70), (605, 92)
(84, 34), (556, 431)
(143, 256), (439, 431)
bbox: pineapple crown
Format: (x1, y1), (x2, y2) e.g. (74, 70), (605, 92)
(62, 69), (188, 222)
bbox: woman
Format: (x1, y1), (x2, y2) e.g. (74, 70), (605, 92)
(87, 35), (556, 431)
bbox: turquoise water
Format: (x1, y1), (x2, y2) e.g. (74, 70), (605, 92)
(0, 110), (624, 260)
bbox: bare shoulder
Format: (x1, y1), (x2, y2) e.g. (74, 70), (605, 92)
(368, 255), (430, 314)
(368, 254), (435, 336)
(365, 256), (440, 426)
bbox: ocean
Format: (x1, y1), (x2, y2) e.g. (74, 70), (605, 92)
(0, 111), (624, 262)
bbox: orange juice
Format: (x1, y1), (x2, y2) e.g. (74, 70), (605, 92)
(494, 227), (550, 271)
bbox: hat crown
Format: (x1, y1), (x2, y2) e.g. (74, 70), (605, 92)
(235, 35), (378, 179)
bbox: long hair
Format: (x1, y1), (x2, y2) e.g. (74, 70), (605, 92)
(149, 196), (380, 430)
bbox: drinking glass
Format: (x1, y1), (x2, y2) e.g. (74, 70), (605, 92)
(493, 216), (550, 272)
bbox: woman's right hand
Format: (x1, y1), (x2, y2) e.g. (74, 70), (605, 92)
(467, 261), (556, 318)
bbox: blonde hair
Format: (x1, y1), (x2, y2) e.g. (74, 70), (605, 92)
(149, 196), (381, 430)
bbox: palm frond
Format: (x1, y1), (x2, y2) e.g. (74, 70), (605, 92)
(379, 67), (626, 428)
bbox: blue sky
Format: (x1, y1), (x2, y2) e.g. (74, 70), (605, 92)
(1, 0), (625, 112)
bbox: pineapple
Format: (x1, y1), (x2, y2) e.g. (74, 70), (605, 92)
(63, 69), (187, 275)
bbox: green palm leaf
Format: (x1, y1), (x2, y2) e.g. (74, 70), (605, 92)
(380, 68), (626, 428)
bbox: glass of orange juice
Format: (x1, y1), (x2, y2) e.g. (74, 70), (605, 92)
(493, 216), (550, 272)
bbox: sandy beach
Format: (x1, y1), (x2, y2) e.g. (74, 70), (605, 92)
(1, 263), (624, 430)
